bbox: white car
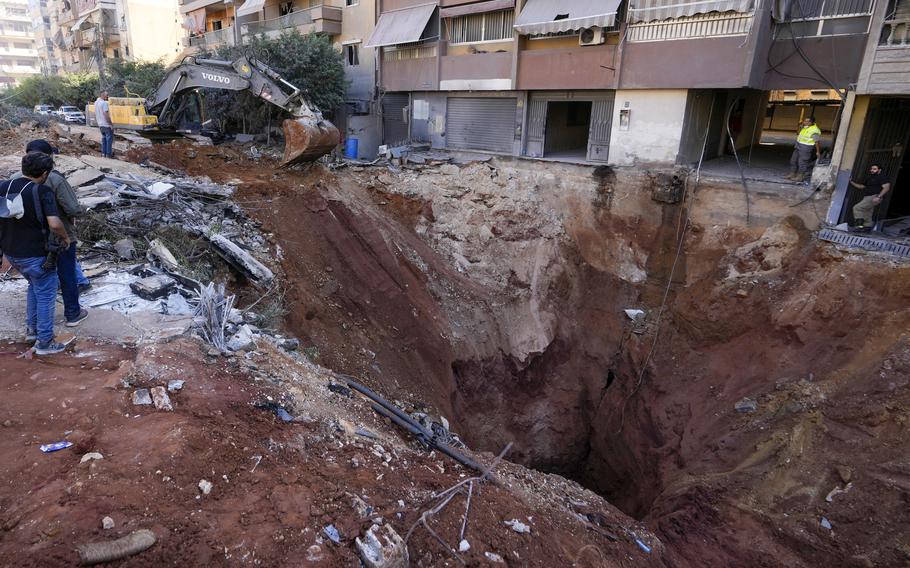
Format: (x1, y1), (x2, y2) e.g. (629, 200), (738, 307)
(33, 104), (54, 115)
(57, 105), (86, 124)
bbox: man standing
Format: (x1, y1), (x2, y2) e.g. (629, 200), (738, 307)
(849, 164), (891, 230)
(94, 90), (113, 158)
(14, 139), (88, 326)
(0, 152), (71, 355)
(785, 116), (822, 182)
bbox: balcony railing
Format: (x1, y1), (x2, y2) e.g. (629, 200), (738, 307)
(188, 26), (234, 48)
(881, 19), (910, 45)
(243, 8), (315, 36)
(627, 11), (753, 42)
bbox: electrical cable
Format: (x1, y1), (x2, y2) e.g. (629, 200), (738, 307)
(614, 92), (716, 435)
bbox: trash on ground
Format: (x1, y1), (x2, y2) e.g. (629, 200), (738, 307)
(323, 524), (341, 544)
(198, 479), (213, 495)
(40, 441), (73, 453)
(77, 528), (156, 565)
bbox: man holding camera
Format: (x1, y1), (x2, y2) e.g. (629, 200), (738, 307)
(0, 152), (71, 355)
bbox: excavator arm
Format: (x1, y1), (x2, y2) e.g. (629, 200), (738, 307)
(149, 56), (340, 165)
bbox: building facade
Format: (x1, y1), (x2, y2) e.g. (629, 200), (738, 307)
(0, 0), (40, 89)
(28, 0), (59, 75)
(366, 0), (877, 167)
(824, 0), (910, 230)
(178, 0), (382, 158)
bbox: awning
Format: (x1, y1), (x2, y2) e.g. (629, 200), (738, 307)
(627, 0), (755, 23)
(72, 13), (91, 30)
(183, 8), (205, 32)
(513, 0), (619, 34)
(236, 0), (266, 18)
(440, 0), (514, 19)
(365, 3), (436, 47)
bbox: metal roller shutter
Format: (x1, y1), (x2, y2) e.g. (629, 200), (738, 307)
(446, 97), (517, 154)
(382, 93), (410, 146)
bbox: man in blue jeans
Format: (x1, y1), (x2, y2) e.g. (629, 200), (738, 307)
(94, 90), (114, 158)
(0, 152), (72, 355)
(13, 139), (89, 326)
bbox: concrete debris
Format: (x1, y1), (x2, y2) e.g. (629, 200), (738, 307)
(114, 238), (136, 260)
(167, 380), (185, 393)
(505, 519), (531, 534)
(355, 524), (408, 568)
(146, 182), (175, 199)
(458, 539), (470, 552)
(147, 239), (180, 272)
(305, 544), (324, 562)
(624, 309), (645, 320)
(734, 398), (758, 413)
(227, 324), (256, 352)
(323, 524), (341, 544)
(821, 517), (832, 530)
(101, 516), (115, 530)
(439, 164), (459, 176)
(130, 274), (177, 301)
(132, 389), (152, 405)
(209, 234), (274, 285)
(198, 479), (213, 495)
(485, 552), (505, 563)
(164, 293), (194, 316)
(150, 386), (173, 411)
(80, 452), (104, 464)
(825, 482), (853, 503)
(278, 338), (300, 351)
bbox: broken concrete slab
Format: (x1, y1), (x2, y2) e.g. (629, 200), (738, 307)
(147, 239), (180, 272)
(114, 238), (136, 260)
(209, 234), (273, 285)
(132, 389), (152, 405)
(67, 167), (106, 188)
(150, 386), (173, 411)
(130, 275), (177, 300)
(355, 524), (409, 568)
(227, 324), (255, 352)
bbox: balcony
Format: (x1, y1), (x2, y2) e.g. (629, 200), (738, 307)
(187, 26), (234, 49)
(0, 64), (40, 74)
(0, 46), (39, 57)
(242, 5), (342, 38)
(881, 18), (910, 45)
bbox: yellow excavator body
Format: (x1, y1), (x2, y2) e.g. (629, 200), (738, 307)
(86, 97), (159, 130)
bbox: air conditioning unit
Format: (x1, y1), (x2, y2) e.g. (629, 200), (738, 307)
(579, 26), (606, 46)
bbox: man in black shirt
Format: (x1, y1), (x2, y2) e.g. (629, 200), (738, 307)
(0, 152), (71, 355)
(849, 164), (892, 230)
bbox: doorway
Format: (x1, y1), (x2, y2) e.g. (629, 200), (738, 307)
(543, 101), (592, 160)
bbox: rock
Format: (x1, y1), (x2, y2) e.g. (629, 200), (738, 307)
(836, 465), (853, 484)
(458, 539), (470, 552)
(821, 517), (832, 530)
(734, 398), (757, 413)
(439, 164), (459, 176)
(130, 274), (177, 301)
(2, 420), (12, 427)
(305, 544), (324, 562)
(80, 452), (104, 464)
(101, 516), (115, 530)
(227, 324), (256, 352)
(355, 524), (409, 568)
(198, 479), (213, 495)
(114, 238), (136, 260)
(736, 289), (749, 298)
(485, 552), (505, 563)
(167, 380), (185, 393)
(150, 386), (173, 411)
(132, 388), (153, 405)
(504, 519), (531, 534)
(279, 338), (300, 351)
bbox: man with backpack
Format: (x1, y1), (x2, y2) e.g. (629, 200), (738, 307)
(13, 139), (89, 326)
(0, 152), (72, 355)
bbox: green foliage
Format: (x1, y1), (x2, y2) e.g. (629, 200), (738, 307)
(106, 59), (167, 100)
(10, 72), (99, 108)
(203, 30), (347, 134)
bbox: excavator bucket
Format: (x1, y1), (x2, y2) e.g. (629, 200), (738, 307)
(281, 115), (341, 166)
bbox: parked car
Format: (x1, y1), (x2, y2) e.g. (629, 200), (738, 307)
(33, 104), (54, 115)
(57, 105), (86, 124)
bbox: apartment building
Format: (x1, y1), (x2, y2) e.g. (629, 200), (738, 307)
(367, 0), (877, 167)
(824, 0), (910, 230)
(28, 0), (60, 74)
(0, 0), (40, 88)
(178, 0), (381, 158)
(119, 0), (183, 63)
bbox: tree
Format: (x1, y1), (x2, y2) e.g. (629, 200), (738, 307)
(203, 30), (347, 134)
(106, 59), (166, 100)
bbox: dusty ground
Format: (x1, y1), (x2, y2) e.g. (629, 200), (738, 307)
(2, 123), (908, 566)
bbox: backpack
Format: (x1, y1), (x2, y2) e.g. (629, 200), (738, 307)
(0, 179), (27, 219)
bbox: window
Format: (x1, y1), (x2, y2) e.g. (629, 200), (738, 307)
(113, 48), (120, 58)
(14, 42), (31, 49)
(344, 43), (359, 66)
(279, 1), (293, 16)
(447, 9), (514, 44)
(780, 0), (874, 37)
(211, 20), (222, 31)
(346, 0), (359, 6)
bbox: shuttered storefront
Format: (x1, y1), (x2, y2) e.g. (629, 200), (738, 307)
(446, 97), (517, 154)
(382, 93), (410, 146)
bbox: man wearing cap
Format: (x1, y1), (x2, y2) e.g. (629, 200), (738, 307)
(13, 139), (88, 327)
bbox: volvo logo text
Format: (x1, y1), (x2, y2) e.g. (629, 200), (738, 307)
(202, 73), (230, 84)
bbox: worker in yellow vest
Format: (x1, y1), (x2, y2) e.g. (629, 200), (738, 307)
(786, 116), (822, 182)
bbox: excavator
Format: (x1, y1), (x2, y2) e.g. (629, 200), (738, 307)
(86, 56), (340, 165)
